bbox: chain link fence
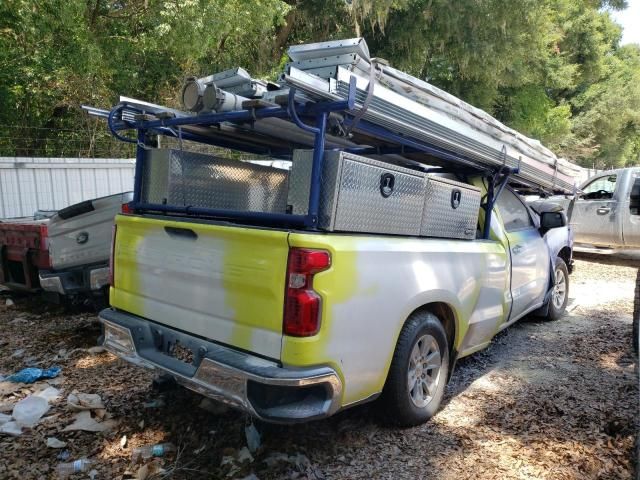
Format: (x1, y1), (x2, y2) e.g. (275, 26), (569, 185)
(0, 125), (136, 158)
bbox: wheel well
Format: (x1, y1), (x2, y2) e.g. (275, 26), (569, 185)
(558, 247), (571, 266)
(414, 302), (456, 354)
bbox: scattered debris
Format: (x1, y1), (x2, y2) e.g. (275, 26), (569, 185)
(120, 434), (128, 449)
(220, 446), (255, 478)
(0, 258), (636, 478)
(10, 349), (25, 358)
(5, 366), (61, 384)
(0, 421), (22, 436)
(57, 450), (71, 461)
(67, 392), (105, 411)
(5, 298), (14, 306)
(245, 422), (261, 453)
(56, 458), (94, 479)
(135, 459), (164, 480)
(132, 442), (176, 463)
(63, 410), (117, 432)
(0, 381), (22, 397)
(87, 346), (106, 355)
(12, 395), (49, 427)
(237, 447), (254, 464)
(46, 437), (67, 449)
(34, 386), (62, 403)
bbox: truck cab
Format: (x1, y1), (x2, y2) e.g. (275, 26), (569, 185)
(570, 167), (640, 249)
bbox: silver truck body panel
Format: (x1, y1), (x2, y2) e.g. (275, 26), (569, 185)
(47, 192), (132, 270)
(570, 167), (640, 249)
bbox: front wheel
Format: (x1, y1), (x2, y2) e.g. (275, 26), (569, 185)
(380, 311), (449, 427)
(545, 257), (569, 321)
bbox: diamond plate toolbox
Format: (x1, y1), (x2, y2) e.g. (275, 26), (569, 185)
(141, 149), (289, 214)
(420, 177), (480, 240)
(288, 150), (425, 235)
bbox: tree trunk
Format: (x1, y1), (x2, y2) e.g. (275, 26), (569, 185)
(273, 7), (297, 59)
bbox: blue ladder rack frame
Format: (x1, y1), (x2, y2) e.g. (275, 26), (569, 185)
(106, 75), (514, 236)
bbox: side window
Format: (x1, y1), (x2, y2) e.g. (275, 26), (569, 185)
(496, 189), (534, 232)
(630, 175), (640, 215)
(581, 175), (617, 200)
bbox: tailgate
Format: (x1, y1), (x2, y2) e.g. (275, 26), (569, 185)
(48, 192), (132, 270)
(110, 214), (290, 360)
(0, 221), (50, 289)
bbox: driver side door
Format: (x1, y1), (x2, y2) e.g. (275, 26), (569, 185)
(571, 174), (618, 246)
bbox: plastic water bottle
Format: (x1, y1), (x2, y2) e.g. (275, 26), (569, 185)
(132, 442), (176, 462)
(56, 459), (93, 478)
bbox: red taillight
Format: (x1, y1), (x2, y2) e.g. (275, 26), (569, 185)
(108, 225), (117, 286)
(39, 224), (51, 268)
(121, 202), (132, 214)
(283, 248), (331, 337)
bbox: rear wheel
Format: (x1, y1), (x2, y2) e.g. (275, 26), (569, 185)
(381, 311), (449, 427)
(545, 257), (569, 321)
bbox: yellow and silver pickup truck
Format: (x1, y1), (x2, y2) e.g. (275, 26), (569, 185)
(99, 148), (573, 426)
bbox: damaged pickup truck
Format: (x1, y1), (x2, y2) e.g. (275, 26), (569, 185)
(94, 37), (578, 426)
(0, 192), (132, 303)
(100, 150), (573, 426)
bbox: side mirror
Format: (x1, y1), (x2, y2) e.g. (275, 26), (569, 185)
(540, 211), (566, 232)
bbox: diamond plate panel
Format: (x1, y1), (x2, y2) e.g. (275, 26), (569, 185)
(421, 177), (481, 240)
(287, 150), (425, 235)
(142, 149), (288, 214)
(286, 150), (314, 215)
(141, 149), (171, 205)
(332, 157), (424, 234)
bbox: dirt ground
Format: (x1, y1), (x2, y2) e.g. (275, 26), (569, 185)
(0, 254), (637, 480)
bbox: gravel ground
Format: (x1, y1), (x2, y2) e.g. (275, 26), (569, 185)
(0, 254), (637, 479)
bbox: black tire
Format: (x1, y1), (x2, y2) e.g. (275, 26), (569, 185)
(545, 257), (569, 321)
(633, 268), (639, 354)
(380, 311), (449, 427)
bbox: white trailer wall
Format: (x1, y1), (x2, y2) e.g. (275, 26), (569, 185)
(0, 157), (135, 218)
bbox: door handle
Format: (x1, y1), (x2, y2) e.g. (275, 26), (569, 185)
(596, 206), (611, 215)
(164, 226), (198, 240)
(512, 244), (523, 255)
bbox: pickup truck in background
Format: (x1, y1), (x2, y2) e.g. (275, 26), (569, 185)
(0, 217), (50, 290)
(0, 192), (132, 302)
(100, 149), (573, 426)
(565, 167), (640, 250)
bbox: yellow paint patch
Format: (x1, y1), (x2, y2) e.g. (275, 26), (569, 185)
(110, 214), (147, 317)
(111, 215), (289, 355)
(221, 226), (290, 352)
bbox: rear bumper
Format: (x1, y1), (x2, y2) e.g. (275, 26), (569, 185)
(39, 265), (109, 295)
(98, 308), (343, 423)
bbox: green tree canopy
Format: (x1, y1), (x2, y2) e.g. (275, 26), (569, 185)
(0, 0), (638, 168)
